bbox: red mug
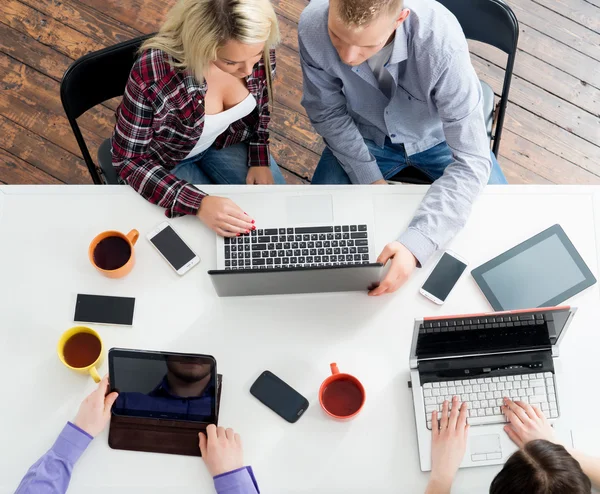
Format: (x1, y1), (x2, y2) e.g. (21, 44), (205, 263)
(319, 363), (366, 420)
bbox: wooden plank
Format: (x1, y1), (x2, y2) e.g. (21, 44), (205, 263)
(278, 14), (300, 53)
(469, 41), (600, 116)
(271, 0), (308, 23)
(77, 0), (172, 33)
(498, 154), (554, 184)
(0, 21), (72, 81)
(0, 148), (62, 184)
(503, 104), (600, 175)
(506, 0), (600, 62)
(271, 104), (321, 154)
(500, 129), (600, 184)
(0, 114), (90, 183)
(271, 131), (319, 180)
(534, 0), (600, 34)
(20, 0), (140, 45)
(512, 24), (600, 89)
(1, 0), (104, 60)
(0, 52), (108, 157)
(273, 45), (305, 114)
(279, 168), (308, 184)
(471, 54), (600, 149)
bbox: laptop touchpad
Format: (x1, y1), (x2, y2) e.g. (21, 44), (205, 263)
(286, 195), (333, 224)
(471, 434), (502, 455)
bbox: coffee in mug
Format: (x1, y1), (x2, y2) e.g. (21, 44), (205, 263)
(319, 362), (366, 420)
(57, 326), (103, 382)
(88, 229), (139, 278)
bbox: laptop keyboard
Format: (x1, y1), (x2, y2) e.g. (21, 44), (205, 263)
(423, 372), (558, 430)
(223, 225), (371, 270)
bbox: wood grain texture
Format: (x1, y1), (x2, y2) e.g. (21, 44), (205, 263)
(0, 148), (63, 184)
(535, 0), (600, 33)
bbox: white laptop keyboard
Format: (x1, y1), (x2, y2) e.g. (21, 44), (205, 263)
(423, 372), (558, 430)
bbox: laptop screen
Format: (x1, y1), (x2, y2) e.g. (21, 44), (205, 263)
(415, 308), (572, 360)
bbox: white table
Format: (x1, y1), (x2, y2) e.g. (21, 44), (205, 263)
(1, 184), (599, 494)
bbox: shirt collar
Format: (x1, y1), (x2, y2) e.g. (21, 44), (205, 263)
(389, 21), (409, 65)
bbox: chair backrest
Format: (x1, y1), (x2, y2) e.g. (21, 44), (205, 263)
(437, 0), (518, 156)
(60, 34), (154, 183)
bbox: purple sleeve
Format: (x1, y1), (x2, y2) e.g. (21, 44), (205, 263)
(214, 466), (260, 494)
(15, 422), (93, 494)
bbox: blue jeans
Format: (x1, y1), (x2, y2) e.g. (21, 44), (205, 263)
(172, 142), (286, 184)
(312, 139), (508, 184)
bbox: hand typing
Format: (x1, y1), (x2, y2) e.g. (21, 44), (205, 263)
(197, 196), (255, 237)
(501, 398), (557, 448)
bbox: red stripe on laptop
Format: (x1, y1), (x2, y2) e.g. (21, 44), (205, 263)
(423, 306), (571, 321)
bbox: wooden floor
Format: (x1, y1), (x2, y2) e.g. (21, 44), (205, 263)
(0, 0), (599, 185)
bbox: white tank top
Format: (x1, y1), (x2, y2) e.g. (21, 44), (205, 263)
(185, 93), (257, 159)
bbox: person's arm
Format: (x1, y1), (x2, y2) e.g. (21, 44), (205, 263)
(199, 425), (259, 494)
(568, 450), (600, 487)
(15, 423), (93, 494)
(299, 36), (383, 184)
(425, 397), (470, 494)
(15, 377), (118, 494)
(398, 46), (492, 267)
(111, 66), (207, 218)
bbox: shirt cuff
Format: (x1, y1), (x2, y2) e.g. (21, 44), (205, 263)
(346, 161), (383, 184)
(168, 183), (206, 217)
(248, 142), (270, 167)
(397, 227), (437, 267)
(50, 422), (93, 464)
(214, 466), (260, 494)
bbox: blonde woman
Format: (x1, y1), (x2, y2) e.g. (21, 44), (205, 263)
(111, 0), (284, 236)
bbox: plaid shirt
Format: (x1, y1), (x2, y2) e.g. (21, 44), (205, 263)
(111, 48), (275, 217)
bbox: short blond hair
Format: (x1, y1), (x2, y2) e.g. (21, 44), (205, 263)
(142, 0), (279, 85)
(335, 0), (403, 27)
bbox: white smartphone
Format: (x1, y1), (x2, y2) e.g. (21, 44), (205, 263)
(419, 250), (468, 305)
(147, 222), (200, 275)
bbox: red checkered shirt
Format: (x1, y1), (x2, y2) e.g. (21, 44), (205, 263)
(111, 48), (275, 217)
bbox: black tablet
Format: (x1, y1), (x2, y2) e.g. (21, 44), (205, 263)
(471, 224), (596, 311)
(109, 348), (217, 423)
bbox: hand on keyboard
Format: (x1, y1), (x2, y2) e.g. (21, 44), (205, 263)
(368, 241), (416, 296)
(428, 397), (469, 490)
(197, 196), (254, 237)
(501, 398), (557, 448)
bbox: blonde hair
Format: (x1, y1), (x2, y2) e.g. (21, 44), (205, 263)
(141, 0), (279, 96)
(336, 0), (403, 27)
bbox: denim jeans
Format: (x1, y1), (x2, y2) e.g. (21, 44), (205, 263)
(172, 142), (286, 184)
(311, 139), (508, 184)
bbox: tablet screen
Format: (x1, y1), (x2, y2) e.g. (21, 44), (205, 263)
(472, 225), (596, 311)
(110, 350), (217, 423)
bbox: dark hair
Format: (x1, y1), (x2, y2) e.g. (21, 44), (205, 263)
(490, 440), (591, 494)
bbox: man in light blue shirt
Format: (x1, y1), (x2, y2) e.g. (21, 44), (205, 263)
(299, 0), (507, 295)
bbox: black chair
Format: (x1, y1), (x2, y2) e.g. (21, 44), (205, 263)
(389, 0), (518, 184)
(60, 34), (154, 184)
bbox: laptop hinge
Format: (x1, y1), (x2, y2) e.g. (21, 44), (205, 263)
(418, 350), (554, 385)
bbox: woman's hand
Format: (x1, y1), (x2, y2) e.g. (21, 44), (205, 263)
(246, 166), (274, 185)
(501, 398), (557, 448)
(197, 196), (254, 237)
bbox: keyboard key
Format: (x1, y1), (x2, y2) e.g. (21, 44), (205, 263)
(254, 259), (265, 265)
(334, 226), (341, 232)
(295, 226), (333, 234)
(342, 226), (349, 232)
(351, 232), (367, 239)
(358, 225), (367, 231)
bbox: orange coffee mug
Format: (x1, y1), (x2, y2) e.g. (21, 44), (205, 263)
(319, 362), (366, 420)
(88, 229), (139, 278)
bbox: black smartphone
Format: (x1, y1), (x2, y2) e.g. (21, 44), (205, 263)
(74, 294), (135, 326)
(250, 370), (309, 423)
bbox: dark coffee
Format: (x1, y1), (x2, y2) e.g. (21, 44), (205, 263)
(322, 378), (364, 417)
(93, 236), (131, 270)
(63, 332), (101, 368)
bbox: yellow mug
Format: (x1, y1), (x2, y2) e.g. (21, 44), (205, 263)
(57, 326), (103, 383)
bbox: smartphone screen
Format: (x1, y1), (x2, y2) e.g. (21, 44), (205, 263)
(74, 294), (135, 326)
(250, 371), (309, 423)
(149, 225), (197, 271)
(421, 252), (467, 302)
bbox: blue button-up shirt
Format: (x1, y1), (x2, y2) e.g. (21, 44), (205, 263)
(299, 0), (492, 264)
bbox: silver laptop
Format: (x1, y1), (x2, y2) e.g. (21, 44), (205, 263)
(209, 190), (383, 296)
(409, 306), (576, 470)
